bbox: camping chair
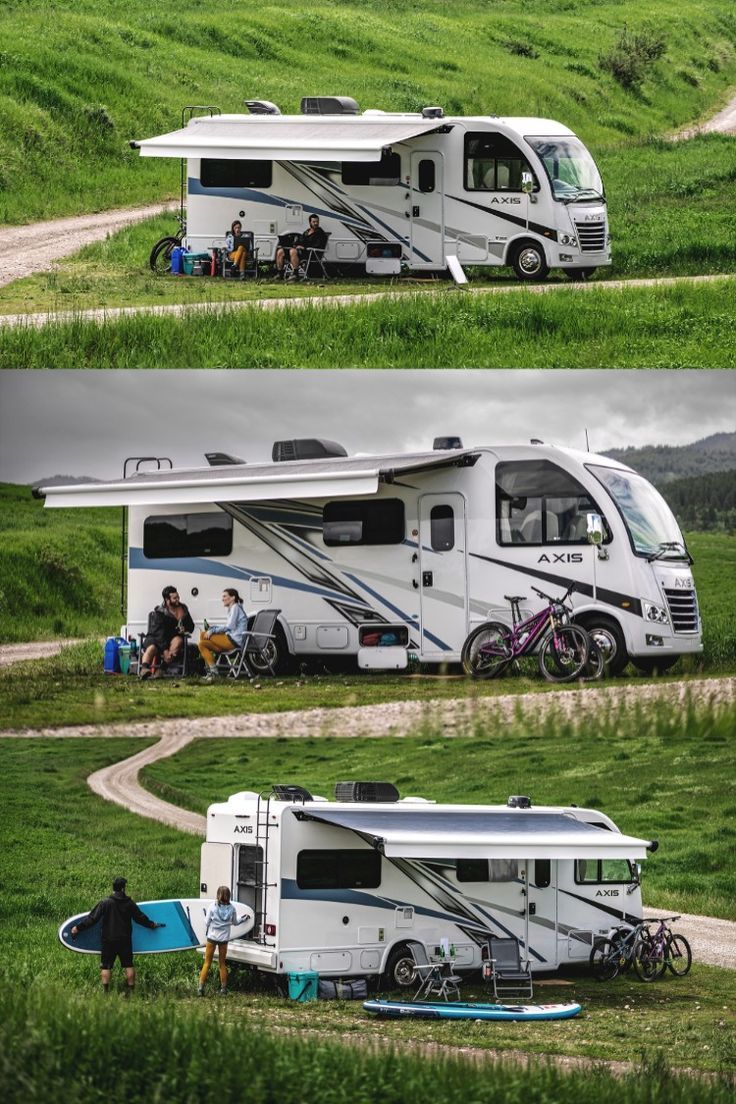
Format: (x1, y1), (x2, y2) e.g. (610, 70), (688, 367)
(215, 608), (282, 679)
(301, 232), (331, 280)
(136, 627), (189, 677)
(407, 941), (462, 1002)
(222, 231), (259, 279)
(485, 937), (533, 1001)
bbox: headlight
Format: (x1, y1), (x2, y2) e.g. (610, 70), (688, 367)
(643, 601), (669, 625)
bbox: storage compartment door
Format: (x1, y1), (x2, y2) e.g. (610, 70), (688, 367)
(418, 492), (467, 655)
(200, 843), (233, 898)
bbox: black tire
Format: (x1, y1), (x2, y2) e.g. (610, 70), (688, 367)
(511, 241), (550, 281)
(149, 235), (181, 275)
(590, 938), (620, 982)
(461, 622), (513, 679)
(562, 268), (596, 281)
(632, 656), (679, 676)
(666, 933), (692, 977)
(383, 944), (417, 990)
(633, 936), (665, 982)
(246, 623), (291, 677)
(538, 624), (589, 682)
(577, 616), (628, 676)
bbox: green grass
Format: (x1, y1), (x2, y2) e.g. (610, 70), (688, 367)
(1, 737), (734, 1083)
(1, 1), (735, 225)
(2, 277), (736, 368)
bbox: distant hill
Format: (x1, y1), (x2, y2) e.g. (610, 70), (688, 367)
(603, 431), (736, 484)
(659, 469), (736, 532)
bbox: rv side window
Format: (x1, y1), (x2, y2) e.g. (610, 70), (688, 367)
(417, 159), (436, 193)
(323, 499), (405, 545)
(464, 133), (537, 192)
(430, 504), (454, 551)
(238, 845), (264, 887)
(575, 859), (634, 884)
(533, 859), (551, 888)
(143, 512), (233, 558)
(495, 460), (610, 546)
(297, 849), (381, 889)
(200, 159), (273, 189)
(342, 151), (401, 186)
(456, 859), (489, 882)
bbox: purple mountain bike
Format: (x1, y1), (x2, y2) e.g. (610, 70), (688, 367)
(461, 583), (598, 683)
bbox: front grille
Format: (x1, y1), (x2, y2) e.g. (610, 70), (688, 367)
(574, 221), (606, 254)
(663, 588), (699, 633)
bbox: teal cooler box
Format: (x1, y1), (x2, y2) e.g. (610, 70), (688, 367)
(182, 252), (212, 276)
(118, 643), (132, 674)
(287, 971), (319, 1002)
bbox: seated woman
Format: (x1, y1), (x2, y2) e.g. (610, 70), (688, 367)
(198, 588), (248, 681)
(225, 221), (251, 278)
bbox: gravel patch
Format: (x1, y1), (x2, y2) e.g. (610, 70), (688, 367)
(0, 638), (87, 667)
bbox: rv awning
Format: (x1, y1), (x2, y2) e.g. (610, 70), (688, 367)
(298, 808), (653, 860)
(40, 450), (481, 509)
(132, 116), (447, 162)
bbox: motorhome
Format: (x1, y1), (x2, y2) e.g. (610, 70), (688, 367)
(198, 782), (657, 984)
(40, 440), (702, 676)
(131, 96), (610, 281)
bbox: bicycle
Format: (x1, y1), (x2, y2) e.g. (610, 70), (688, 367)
(589, 921), (654, 981)
(149, 211), (186, 275)
(461, 583), (593, 684)
(634, 916), (692, 981)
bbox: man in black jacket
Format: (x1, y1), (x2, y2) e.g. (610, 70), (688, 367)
(139, 585), (195, 679)
(71, 877), (164, 994)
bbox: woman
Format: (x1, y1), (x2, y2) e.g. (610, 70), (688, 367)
(198, 886), (238, 996)
(226, 220), (250, 278)
(197, 588), (248, 681)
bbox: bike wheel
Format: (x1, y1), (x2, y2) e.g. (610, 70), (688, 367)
(538, 624), (589, 682)
(590, 938), (621, 981)
(581, 638), (605, 681)
(149, 235), (180, 275)
(461, 622), (513, 679)
(666, 933), (692, 977)
(633, 936), (665, 982)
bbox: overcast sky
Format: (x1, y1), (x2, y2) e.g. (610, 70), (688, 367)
(0, 369), (733, 484)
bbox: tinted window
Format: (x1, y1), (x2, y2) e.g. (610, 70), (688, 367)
(418, 158), (436, 193)
(575, 858), (634, 884)
(456, 859), (518, 882)
(534, 859), (551, 888)
(296, 849), (381, 889)
(143, 512), (233, 558)
(464, 132), (537, 192)
(430, 504), (454, 551)
(342, 151), (401, 186)
(200, 159), (272, 189)
(323, 499), (404, 545)
(237, 845), (263, 887)
(496, 460), (609, 546)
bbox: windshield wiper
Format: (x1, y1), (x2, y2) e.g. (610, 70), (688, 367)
(646, 541), (693, 565)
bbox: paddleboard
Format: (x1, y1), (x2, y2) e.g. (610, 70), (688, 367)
(363, 999), (582, 1021)
(59, 898), (254, 955)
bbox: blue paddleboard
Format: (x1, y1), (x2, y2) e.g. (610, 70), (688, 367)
(59, 898), (254, 955)
(363, 999), (582, 1021)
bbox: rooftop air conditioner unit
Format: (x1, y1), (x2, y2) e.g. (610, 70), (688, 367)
(272, 439), (348, 462)
(301, 96), (359, 115)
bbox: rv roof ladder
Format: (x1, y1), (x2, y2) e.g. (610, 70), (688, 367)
(253, 791), (279, 946)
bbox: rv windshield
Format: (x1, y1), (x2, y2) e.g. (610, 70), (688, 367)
(525, 136), (604, 202)
(587, 465), (688, 559)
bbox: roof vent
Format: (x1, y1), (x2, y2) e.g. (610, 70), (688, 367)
(273, 784), (313, 802)
(205, 452), (245, 467)
(244, 100), (281, 115)
(530, 438), (544, 445)
(272, 438), (348, 462)
(433, 436), (463, 450)
(335, 781), (400, 803)
(507, 795), (532, 809)
(422, 105), (444, 119)
(301, 96), (359, 115)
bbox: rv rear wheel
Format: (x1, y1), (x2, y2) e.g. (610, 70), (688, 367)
(384, 944), (417, 989)
(247, 623), (292, 676)
(511, 242), (549, 282)
(575, 616), (628, 676)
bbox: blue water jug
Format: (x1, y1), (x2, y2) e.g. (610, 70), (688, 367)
(171, 246), (184, 275)
(103, 636), (127, 674)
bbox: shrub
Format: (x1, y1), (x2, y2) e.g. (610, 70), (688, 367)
(599, 26), (667, 90)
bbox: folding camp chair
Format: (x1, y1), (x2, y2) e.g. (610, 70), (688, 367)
(407, 941), (462, 1002)
(301, 232), (331, 280)
(485, 937), (533, 1001)
(221, 231), (259, 280)
(215, 608), (282, 679)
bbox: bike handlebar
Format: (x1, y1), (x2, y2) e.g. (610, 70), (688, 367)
(530, 582), (577, 605)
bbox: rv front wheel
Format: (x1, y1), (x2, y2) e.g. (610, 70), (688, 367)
(384, 945), (417, 989)
(511, 242), (549, 282)
(576, 616), (628, 676)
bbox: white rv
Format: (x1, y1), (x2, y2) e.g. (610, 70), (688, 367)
(131, 96), (610, 281)
(41, 440), (702, 677)
(199, 782), (657, 984)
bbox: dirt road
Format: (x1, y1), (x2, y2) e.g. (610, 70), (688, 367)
(0, 638), (88, 667)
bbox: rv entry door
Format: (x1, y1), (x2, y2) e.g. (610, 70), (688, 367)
(410, 152), (445, 268)
(418, 493), (467, 656)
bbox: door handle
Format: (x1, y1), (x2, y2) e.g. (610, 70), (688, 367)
(422, 571), (433, 587)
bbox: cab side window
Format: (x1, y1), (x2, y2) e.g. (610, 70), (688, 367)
(495, 460), (611, 546)
(465, 133), (538, 192)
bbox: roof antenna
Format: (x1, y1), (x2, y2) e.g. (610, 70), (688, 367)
(585, 428), (590, 451)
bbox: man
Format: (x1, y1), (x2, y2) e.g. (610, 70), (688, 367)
(274, 214), (328, 281)
(139, 585), (194, 679)
(71, 876), (164, 995)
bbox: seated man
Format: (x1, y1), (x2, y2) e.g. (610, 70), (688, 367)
(139, 585), (195, 679)
(273, 214), (327, 281)
(225, 220), (252, 278)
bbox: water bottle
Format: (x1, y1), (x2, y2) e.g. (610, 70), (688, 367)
(203, 619), (210, 632)
(129, 638), (138, 657)
(450, 943), (456, 959)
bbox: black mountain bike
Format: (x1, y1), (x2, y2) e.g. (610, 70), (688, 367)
(149, 212), (186, 275)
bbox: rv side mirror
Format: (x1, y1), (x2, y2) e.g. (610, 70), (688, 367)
(521, 172), (534, 195)
(586, 513), (604, 545)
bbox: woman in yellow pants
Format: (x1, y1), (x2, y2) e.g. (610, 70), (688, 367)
(198, 886), (238, 996)
(197, 588), (248, 681)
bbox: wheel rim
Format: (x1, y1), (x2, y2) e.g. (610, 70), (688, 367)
(248, 640), (278, 674)
(463, 625), (511, 678)
(517, 247), (543, 276)
(393, 956), (416, 987)
(589, 627), (618, 663)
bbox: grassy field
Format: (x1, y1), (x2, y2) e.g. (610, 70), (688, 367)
(1, 736), (734, 1085)
(2, 277), (736, 369)
(1, 1), (735, 225)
